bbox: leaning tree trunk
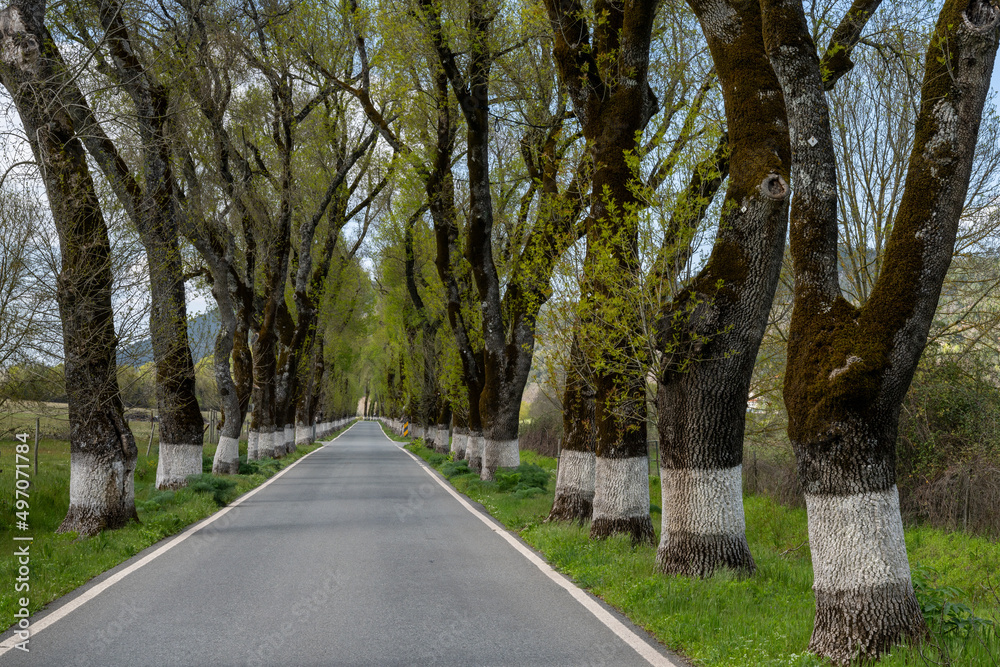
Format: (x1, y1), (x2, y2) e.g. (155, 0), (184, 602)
(761, 0), (999, 662)
(0, 0), (138, 534)
(655, 0), (791, 578)
(548, 334), (595, 523)
(79, 0), (205, 491)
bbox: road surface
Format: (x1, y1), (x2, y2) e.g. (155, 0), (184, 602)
(1, 421), (683, 666)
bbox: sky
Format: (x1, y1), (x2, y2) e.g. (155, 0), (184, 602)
(993, 60), (1000, 107)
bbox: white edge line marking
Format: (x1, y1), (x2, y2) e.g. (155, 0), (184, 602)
(0, 421), (358, 655)
(384, 424), (679, 667)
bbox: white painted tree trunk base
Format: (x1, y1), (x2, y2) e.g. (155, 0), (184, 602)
(435, 425), (450, 454)
(465, 434), (483, 473)
(548, 449), (595, 523)
(247, 430), (261, 460)
(212, 436), (241, 475)
(59, 451), (137, 535)
(805, 486), (926, 663)
(284, 424), (296, 454)
(451, 430), (468, 460)
(656, 465), (754, 576)
(259, 429), (276, 459)
(480, 438), (520, 481)
(295, 423), (311, 447)
(156, 443), (203, 490)
(591, 456), (654, 544)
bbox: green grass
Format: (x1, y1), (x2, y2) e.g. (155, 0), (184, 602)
(398, 432), (1000, 666)
(1, 419), (356, 632)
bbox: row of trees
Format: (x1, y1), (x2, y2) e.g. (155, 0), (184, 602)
(0, 0), (374, 531)
(0, 0), (996, 662)
(361, 0), (999, 663)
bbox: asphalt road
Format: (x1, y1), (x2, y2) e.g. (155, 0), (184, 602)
(1, 421), (682, 667)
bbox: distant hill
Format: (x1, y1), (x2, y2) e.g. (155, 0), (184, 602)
(118, 309), (220, 367)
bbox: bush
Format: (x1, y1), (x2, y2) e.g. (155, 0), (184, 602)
(425, 450), (448, 466)
(136, 490), (175, 513)
(441, 459), (471, 478)
(898, 351), (1000, 536)
(239, 456), (280, 477)
(912, 564), (995, 639)
(899, 352), (1000, 483)
(186, 473), (238, 506)
(495, 463), (549, 494)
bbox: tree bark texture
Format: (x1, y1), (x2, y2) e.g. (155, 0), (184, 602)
(69, 0), (205, 490)
(0, 0), (138, 534)
(544, 0), (660, 545)
(654, 0), (791, 578)
(548, 333), (596, 523)
(208, 245), (243, 474)
(765, 0), (998, 661)
(434, 402), (452, 455)
(450, 410), (468, 461)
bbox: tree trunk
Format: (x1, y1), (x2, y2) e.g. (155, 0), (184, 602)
(64, 0), (205, 490)
(450, 410), (468, 461)
(210, 267), (243, 474)
(548, 334), (595, 523)
(762, 0), (999, 661)
(435, 402), (452, 455)
(234, 316), (254, 423)
(0, 0), (138, 534)
(479, 370), (521, 480)
(653, 0), (791, 577)
(544, 0), (660, 545)
(463, 378), (485, 473)
(250, 326), (278, 459)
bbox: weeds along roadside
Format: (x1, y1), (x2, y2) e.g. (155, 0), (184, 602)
(0, 421), (356, 632)
(396, 427), (1000, 667)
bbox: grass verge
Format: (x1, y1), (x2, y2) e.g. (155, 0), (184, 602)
(398, 431), (1000, 667)
(1, 421), (356, 632)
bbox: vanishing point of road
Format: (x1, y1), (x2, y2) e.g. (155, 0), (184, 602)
(1, 421), (684, 666)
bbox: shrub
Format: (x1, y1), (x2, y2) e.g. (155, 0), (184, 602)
(441, 459), (471, 479)
(898, 350), (1000, 536)
(912, 564), (995, 639)
(136, 490), (175, 513)
(239, 456), (280, 477)
(495, 463), (549, 494)
(186, 473), (238, 506)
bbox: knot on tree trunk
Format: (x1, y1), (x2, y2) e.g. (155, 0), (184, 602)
(964, 0), (1000, 31)
(760, 173), (789, 200)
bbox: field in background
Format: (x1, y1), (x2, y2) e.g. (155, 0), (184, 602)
(1, 401), (234, 461)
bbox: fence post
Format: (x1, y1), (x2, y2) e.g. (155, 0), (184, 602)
(33, 418), (39, 475)
(146, 412), (155, 456)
